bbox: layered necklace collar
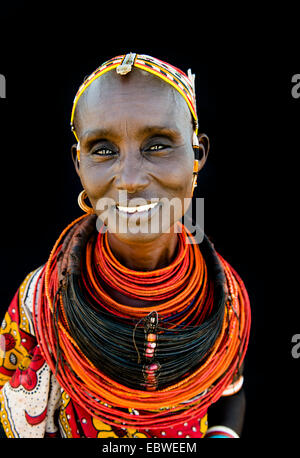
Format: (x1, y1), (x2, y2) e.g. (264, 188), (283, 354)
(33, 214), (250, 430)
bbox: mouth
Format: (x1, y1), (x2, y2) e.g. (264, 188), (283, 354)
(113, 200), (162, 229)
(116, 202), (159, 214)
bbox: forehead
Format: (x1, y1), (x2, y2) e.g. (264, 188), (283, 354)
(74, 69), (193, 136)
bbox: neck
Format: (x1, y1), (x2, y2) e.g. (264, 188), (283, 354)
(106, 230), (179, 271)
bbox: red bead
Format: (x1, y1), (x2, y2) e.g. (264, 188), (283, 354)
(146, 385), (157, 391)
(145, 369), (154, 374)
(145, 348), (154, 355)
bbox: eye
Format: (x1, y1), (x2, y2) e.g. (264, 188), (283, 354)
(91, 147), (116, 156)
(146, 142), (172, 154)
(148, 144), (165, 151)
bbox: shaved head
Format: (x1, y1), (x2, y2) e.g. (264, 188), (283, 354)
(73, 68), (194, 140)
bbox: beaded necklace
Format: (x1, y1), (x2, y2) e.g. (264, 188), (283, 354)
(33, 214), (251, 430)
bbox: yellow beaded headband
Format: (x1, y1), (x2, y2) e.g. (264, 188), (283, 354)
(70, 53), (199, 141)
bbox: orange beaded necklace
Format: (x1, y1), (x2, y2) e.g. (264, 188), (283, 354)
(33, 214), (251, 430)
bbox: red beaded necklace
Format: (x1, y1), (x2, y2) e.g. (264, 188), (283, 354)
(82, 222), (210, 324)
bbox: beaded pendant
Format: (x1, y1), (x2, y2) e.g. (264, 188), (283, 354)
(142, 312), (160, 391)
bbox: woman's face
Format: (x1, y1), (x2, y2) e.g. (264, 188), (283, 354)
(73, 69), (197, 244)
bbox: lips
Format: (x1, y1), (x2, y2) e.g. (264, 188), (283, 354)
(116, 202), (159, 214)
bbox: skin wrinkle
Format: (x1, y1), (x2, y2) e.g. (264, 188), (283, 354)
(71, 68), (208, 273)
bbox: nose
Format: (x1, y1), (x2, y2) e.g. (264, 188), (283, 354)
(114, 155), (150, 194)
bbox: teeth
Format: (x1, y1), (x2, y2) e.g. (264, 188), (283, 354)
(117, 202), (158, 213)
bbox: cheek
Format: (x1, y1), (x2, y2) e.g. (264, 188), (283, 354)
(78, 161), (110, 204)
(162, 158), (194, 225)
(165, 156), (194, 197)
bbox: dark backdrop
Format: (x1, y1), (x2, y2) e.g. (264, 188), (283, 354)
(0, 2), (298, 442)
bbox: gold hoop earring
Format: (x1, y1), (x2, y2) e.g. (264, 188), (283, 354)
(78, 190), (94, 214)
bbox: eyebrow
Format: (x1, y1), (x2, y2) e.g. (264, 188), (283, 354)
(80, 125), (182, 144)
(139, 126), (182, 139)
(81, 128), (116, 143)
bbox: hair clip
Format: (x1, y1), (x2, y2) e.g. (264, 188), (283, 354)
(116, 52), (136, 75)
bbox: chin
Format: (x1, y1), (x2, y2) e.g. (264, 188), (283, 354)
(105, 225), (172, 245)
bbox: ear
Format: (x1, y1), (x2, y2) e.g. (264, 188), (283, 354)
(71, 143), (80, 177)
(196, 133), (210, 172)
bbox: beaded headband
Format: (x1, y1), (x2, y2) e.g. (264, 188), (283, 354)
(70, 52), (199, 143)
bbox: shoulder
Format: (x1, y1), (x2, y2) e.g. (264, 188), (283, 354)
(20, 266), (45, 335)
(0, 266), (45, 389)
(20, 266), (44, 311)
(3, 266), (44, 338)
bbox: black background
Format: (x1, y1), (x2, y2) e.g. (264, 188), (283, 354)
(0, 2), (299, 442)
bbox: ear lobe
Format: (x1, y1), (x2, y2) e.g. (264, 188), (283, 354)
(71, 144), (80, 176)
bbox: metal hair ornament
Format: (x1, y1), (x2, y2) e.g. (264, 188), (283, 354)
(116, 52), (136, 75)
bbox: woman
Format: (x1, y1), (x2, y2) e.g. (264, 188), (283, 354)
(0, 53), (250, 439)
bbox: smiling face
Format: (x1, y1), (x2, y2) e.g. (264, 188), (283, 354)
(73, 68), (200, 245)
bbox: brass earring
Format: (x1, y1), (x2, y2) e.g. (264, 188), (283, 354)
(192, 132), (200, 195)
(78, 190), (94, 214)
(193, 160), (199, 188)
(191, 132), (209, 196)
(76, 142), (81, 161)
(190, 160), (199, 197)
